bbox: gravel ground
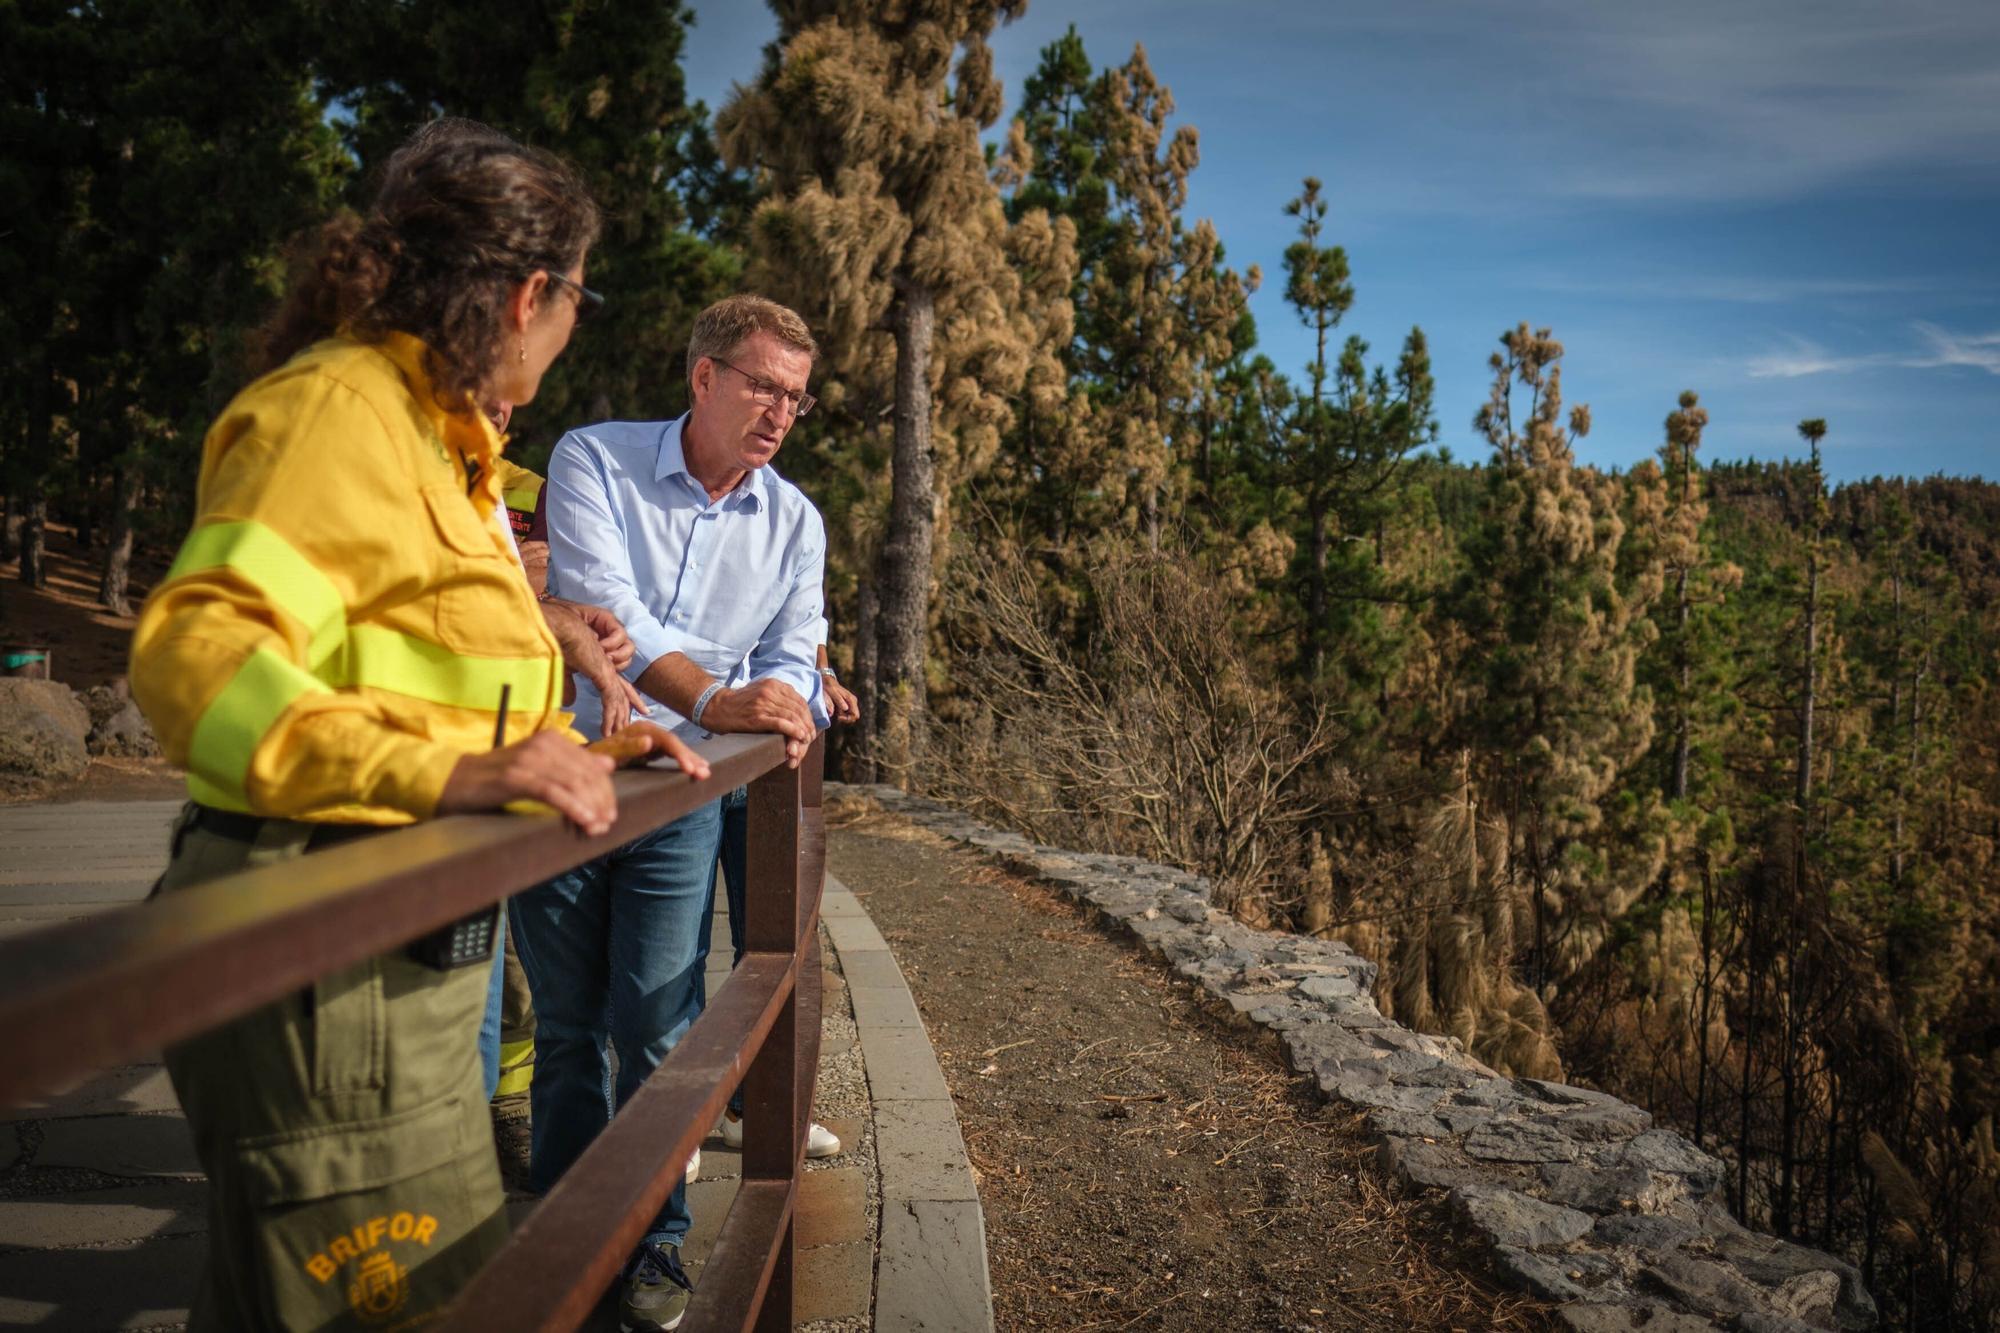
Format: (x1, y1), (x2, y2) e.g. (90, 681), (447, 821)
(799, 919), (877, 1333)
(827, 798), (1555, 1333)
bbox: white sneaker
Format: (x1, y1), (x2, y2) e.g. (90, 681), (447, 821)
(720, 1113), (842, 1159)
(684, 1148), (700, 1184)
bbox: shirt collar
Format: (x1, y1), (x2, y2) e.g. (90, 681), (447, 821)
(656, 413), (765, 512)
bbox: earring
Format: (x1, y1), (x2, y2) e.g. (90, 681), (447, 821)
(518, 341), (527, 363)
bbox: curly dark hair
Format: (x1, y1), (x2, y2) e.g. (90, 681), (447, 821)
(258, 119), (600, 410)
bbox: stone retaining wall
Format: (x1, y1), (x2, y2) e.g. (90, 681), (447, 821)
(835, 782), (1877, 1333)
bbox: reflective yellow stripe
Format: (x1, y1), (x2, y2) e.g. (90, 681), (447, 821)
(494, 1038), (534, 1097)
(339, 624), (555, 713)
(167, 521), (345, 669)
(503, 482), (542, 516)
(187, 647), (331, 807)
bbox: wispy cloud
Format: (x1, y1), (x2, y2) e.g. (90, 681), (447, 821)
(1748, 325), (2000, 378)
(1911, 323), (2000, 375)
(1746, 337), (1890, 379)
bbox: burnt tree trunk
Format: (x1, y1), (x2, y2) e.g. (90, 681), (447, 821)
(871, 283), (937, 783)
(99, 461), (141, 615)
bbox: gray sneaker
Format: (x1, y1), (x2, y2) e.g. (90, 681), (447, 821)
(620, 1241), (693, 1332)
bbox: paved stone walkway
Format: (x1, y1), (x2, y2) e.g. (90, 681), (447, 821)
(0, 799), (990, 1331)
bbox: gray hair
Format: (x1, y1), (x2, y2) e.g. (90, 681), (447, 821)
(687, 295), (818, 385)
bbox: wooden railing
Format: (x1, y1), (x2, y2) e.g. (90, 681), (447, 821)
(0, 731), (825, 1331)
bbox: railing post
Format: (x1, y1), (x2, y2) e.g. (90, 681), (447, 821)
(742, 745), (804, 1328)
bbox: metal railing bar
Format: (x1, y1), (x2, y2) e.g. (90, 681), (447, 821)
(440, 949), (800, 1332)
(0, 732), (788, 1109)
(677, 1179), (794, 1332)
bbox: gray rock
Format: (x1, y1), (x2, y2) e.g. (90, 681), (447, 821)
(1592, 1214), (1699, 1252)
(1614, 1131), (1726, 1198)
(1436, 1104), (1500, 1134)
(1702, 1218), (1875, 1330)
(1539, 1102), (1655, 1143)
(1399, 1062), (1482, 1092)
(1366, 1109), (1452, 1141)
(1560, 1302), (1723, 1332)
(1491, 1246), (1612, 1302)
(1377, 1135), (1483, 1191)
(1334, 1081), (1449, 1115)
(1520, 1078), (1625, 1108)
(1733, 1315), (1822, 1333)
(1162, 893), (1210, 924)
(1541, 1162), (1684, 1215)
(1298, 973), (1362, 1001)
(1465, 1119), (1582, 1164)
(0, 678), (90, 781)
(1450, 1184), (1594, 1249)
(88, 698), (159, 757)
(1453, 1077), (1524, 1108)
(1641, 1253), (1765, 1320)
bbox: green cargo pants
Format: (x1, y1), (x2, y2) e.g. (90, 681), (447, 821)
(156, 807), (508, 1331)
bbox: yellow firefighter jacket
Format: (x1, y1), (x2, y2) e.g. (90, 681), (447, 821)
(131, 333), (571, 825)
(487, 456), (545, 541)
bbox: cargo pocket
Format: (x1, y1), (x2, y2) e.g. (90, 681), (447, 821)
(310, 961), (385, 1097)
(233, 1093), (507, 1331)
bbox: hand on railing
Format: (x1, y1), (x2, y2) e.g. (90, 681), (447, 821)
(586, 722), (712, 781)
(440, 732), (620, 835)
(700, 679), (815, 769)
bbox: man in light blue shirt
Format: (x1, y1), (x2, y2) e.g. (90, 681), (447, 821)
(508, 295), (828, 1333)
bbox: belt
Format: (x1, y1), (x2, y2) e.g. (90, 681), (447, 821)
(187, 803), (388, 852)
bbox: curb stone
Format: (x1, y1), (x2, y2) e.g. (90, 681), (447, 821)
(820, 873), (995, 1333)
(830, 783), (1877, 1333)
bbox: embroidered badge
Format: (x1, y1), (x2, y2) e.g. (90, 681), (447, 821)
(347, 1250), (410, 1324)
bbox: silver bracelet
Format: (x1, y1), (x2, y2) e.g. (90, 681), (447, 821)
(690, 681), (724, 729)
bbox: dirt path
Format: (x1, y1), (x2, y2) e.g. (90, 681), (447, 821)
(826, 801), (1552, 1333)
(0, 522), (169, 694)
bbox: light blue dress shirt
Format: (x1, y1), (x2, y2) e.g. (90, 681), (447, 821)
(544, 415), (830, 742)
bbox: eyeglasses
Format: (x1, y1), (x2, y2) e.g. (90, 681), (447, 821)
(544, 271), (604, 324)
(710, 357), (816, 417)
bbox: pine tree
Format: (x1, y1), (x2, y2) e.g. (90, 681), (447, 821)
(326, 0), (738, 451)
(1451, 325), (1662, 998)
(1076, 46), (1254, 548)
(717, 1), (1072, 779)
(1275, 177), (1434, 699)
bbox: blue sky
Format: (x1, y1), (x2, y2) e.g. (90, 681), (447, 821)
(684, 1), (2000, 484)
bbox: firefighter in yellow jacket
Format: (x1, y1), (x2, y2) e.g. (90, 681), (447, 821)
(130, 122), (706, 1331)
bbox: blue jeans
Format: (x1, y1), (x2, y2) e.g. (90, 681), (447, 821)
(695, 787), (750, 1115)
(478, 911), (508, 1100)
(508, 800), (724, 1249)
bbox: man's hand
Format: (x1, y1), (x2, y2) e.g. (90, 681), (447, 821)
(584, 720), (712, 781)
(518, 539), (550, 596)
(440, 731), (618, 835)
(824, 673), (860, 724)
(702, 678), (815, 769)
(565, 600), (633, 670)
(540, 599), (648, 735)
